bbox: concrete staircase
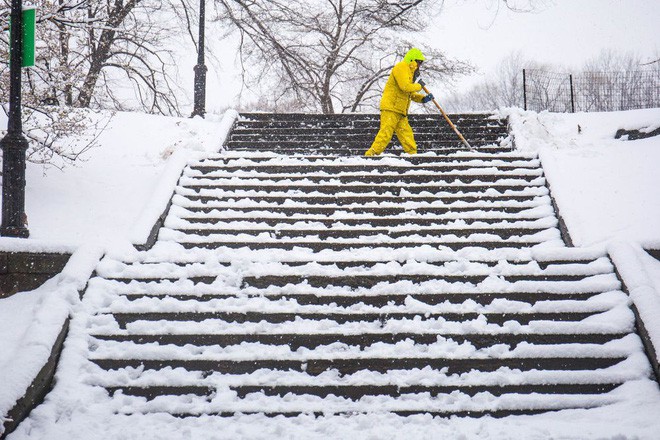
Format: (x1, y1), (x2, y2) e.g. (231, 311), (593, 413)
(83, 113), (650, 418)
(224, 113), (511, 155)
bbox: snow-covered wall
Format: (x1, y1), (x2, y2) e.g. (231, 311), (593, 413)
(0, 246), (103, 437)
(129, 109), (239, 248)
(609, 242), (660, 379)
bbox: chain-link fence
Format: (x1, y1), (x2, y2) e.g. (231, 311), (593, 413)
(523, 69), (660, 113)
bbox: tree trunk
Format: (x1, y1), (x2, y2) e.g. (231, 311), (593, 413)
(76, 0), (140, 108)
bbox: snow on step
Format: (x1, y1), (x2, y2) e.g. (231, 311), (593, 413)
(95, 255), (612, 279)
(75, 118), (655, 419)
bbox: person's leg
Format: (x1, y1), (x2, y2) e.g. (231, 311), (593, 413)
(395, 116), (417, 154)
(365, 111), (399, 156)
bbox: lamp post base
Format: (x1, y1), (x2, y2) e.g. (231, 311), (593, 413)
(0, 225), (29, 238)
(1, 131), (30, 238)
(191, 63), (208, 118)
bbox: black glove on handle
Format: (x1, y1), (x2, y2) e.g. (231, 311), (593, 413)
(422, 93), (434, 104)
(417, 79), (426, 87)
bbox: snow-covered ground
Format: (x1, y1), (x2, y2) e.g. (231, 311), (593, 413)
(1, 110), (236, 250)
(1, 107), (660, 438)
(504, 108), (660, 248)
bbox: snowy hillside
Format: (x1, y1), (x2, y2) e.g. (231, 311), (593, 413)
(0, 110), (236, 251)
(503, 108), (660, 247)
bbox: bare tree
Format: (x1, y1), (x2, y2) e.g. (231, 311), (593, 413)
(447, 50), (660, 113)
(499, 0), (549, 12)
(213, 0), (475, 114)
(445, 52), (545, 111)
(1, 0), (190, 166)
(2, 0), (184, 114)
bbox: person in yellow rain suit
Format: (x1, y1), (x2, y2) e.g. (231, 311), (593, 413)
(364, 48), (434, 156)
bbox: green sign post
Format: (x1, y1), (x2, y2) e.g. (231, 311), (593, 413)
(8, 6), (36, 67)
(21, 7), (36, 67)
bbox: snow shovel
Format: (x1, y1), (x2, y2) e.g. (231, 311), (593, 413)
(421, 85), (474, 151)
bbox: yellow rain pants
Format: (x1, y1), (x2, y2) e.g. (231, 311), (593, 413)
(365, 110), (417, 156)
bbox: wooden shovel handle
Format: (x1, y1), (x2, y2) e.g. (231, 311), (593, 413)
(421, 85), (473, 150)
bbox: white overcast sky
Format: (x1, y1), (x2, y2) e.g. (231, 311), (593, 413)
(202, 0), (660, 112)
(427, 0), (660, 89)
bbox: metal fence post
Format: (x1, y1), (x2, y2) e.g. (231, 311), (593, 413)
(523, 69), (527, 111)
(569, 74), (575, 113)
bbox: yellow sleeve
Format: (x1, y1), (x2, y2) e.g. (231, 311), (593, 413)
(392, 62), (423, 93)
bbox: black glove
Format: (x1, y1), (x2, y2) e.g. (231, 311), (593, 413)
(422, 93), (434, 104)
(417, 79), (426, 87)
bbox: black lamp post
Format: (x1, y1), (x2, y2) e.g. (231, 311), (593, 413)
(191, 0), (207, 118)
(1, 0), (30, 238)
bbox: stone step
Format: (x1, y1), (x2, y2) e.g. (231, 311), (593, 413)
(126, 408), (601, 419)
(170, 227), (552, 240)
(103, 271), (594, 286)
(174, 217), (554, 228)
(104, 256), (609, 275)
(234, 117), (506, 129)
(202, 153), (536, 163)
(177, 194), (547, 205)
(168, 223), (557, 237)
(105, 383), (620, 401)
(92, 332), (628, 351)
(178, 183), (546, 195)
(189, 162), (540, 174)
(90, 356), (627, 376)
(224, 141), (510, 150)
(118, 291), (607, 306)
(238, 272), (599, 289)
(231, 126), (507, 136)
(231, 383), (621, 399)
(106, 270), (618, 295)
(238, 112), (504, 121)
(176, 239), (551, 251)
(227, 132), (506, 143)
(174, 212), (553, 226)
(179, 184), (548, 195)
(224, 148), (510, 156)
(108, 311), (597, 329)
(173, 199), (548, 212)
(232, 122), (507, 132)
(176, 205), (544, 216)
(181, 172), (542, 184)
(96, 381), (624, 416)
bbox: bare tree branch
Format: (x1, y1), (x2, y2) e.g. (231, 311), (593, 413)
(214, 0), (475, 113)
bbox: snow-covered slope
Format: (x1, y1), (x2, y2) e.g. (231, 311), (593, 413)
(503, 108), (660, 247)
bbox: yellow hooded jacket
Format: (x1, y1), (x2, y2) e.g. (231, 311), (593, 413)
(380, 59), (425, 116)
